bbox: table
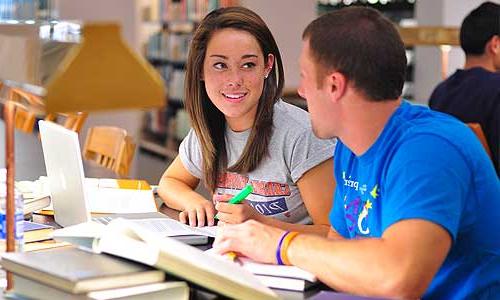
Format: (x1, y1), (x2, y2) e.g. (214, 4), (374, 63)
(29, 205), (329, 299)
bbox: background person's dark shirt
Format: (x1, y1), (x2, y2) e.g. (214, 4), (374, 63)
(429, 67), (500, 176)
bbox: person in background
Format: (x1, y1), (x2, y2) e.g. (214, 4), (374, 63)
(158, 7), (336, 235)
(214, 6), (500, 299)
(429, 1), (500, 176)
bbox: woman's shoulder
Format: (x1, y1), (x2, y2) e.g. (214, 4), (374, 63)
(273, 99), (312, 130)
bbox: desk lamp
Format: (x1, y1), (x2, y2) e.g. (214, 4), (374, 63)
(0, 21), (165, 289)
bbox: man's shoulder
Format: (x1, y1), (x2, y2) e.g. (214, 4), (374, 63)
(390, 105), (474, 153)
(449, 68), (500, 89)
(430, 68), (500, 108)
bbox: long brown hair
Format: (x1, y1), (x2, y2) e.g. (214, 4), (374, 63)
(185, 6), (284, 193)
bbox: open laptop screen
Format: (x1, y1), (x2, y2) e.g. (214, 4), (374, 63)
(38, 120), (91, 227)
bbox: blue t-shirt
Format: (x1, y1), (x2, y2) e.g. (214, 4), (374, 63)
(329, 101), (500, 300)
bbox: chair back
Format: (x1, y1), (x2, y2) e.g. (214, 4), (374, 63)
(7, 87), (88, 134)
(44, 112), (88, 133)
(83, 126), (136, 177)
(467, 123), (493, 160)
(8, 88), (43, 134)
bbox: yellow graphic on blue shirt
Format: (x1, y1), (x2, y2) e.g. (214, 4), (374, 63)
(370, 184), (379, 199)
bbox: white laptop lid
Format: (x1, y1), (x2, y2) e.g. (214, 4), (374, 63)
(38, 120), (91, 227)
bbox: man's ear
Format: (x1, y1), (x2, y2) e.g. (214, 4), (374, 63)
(326, 71), (348, 103)
(485, 35), (500, 56)
(489, 35), (500, 55)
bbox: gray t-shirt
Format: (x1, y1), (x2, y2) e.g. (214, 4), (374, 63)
(179, 100), (336, 224)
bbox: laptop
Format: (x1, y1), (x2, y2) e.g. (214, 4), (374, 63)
(38, 121), (210, 245)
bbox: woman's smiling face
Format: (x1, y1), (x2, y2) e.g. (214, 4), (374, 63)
(203, 28), (274, 132)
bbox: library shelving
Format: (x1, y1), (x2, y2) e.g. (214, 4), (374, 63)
(140, 0), (238, 159)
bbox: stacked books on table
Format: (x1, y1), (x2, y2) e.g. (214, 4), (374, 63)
(205, 249), (318, 292)
(237, 257), (318, 291)
(51, 218), (279, 300)
(15, 179), (51, 215)
(16, 177), (158, 216)
(1, 247), (189, 300)
(24, 221), (54, 243)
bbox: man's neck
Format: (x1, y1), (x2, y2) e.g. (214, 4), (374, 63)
(464, 55), (496, 72)
(339, 97), (401, 156)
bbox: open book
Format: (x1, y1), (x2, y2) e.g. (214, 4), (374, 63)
(53, 219), (278, 300)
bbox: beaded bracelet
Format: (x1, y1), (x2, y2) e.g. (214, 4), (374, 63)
(276, 231), (290, 265)
(280, 231), (299, 266)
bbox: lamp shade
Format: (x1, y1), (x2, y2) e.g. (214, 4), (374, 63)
(44, 23), (165, 113)
(0, 21), (165, 113)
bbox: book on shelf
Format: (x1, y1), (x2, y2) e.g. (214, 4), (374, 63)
(23, 221), (54, 243)
(1, 247), (166, 294)
(52, 218), (278, 300)
(10, 275), (189, 300)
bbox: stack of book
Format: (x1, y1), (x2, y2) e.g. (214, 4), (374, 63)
(52, 218), (279, 299)
(1, 247), (188, 300)
(237, 257), (318, 292)
(204, 249), (318, 292)
(15, 179), (51, 215)
(23, 221), (54, 243)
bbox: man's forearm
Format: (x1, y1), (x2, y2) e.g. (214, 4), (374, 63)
(286, 235), (428, 299)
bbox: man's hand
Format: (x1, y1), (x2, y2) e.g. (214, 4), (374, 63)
(214, 194), (263, 224)
(179, 198), (216, 227)
(212, 220), (285, 264)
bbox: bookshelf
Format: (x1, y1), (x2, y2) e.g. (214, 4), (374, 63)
(317, 0), (416, 100)
(140, 0), (238, 159)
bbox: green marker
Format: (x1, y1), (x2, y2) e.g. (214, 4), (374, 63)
(228, 184), (253, 204)
(214, 184), (253, 220)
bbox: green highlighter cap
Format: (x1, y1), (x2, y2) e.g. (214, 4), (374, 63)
(214, 184), (253, 220)
(228, 184), (254, 204)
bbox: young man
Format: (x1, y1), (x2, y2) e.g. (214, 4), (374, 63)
(213, 6), (500, 299)
(429, 2), (500, 175)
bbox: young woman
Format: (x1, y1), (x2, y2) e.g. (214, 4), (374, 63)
(158, 7), (336, 235)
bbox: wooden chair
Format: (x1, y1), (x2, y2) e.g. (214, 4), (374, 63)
(83, 126), (136, 178)
(7, 88), (42, 134)
(467, 123), (493, 160)
(8, 87), (88, 134)
(44, 112), (88, 133)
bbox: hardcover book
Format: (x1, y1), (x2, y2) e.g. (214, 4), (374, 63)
(1, 247), (165, 293)
(10, 275), (189, 300)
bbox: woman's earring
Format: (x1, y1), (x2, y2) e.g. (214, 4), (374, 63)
(264, 74), (268, 79)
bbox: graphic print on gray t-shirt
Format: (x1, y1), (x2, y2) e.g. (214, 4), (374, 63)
(217, 172), (292, 217)
(179, 100), (336, 225)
